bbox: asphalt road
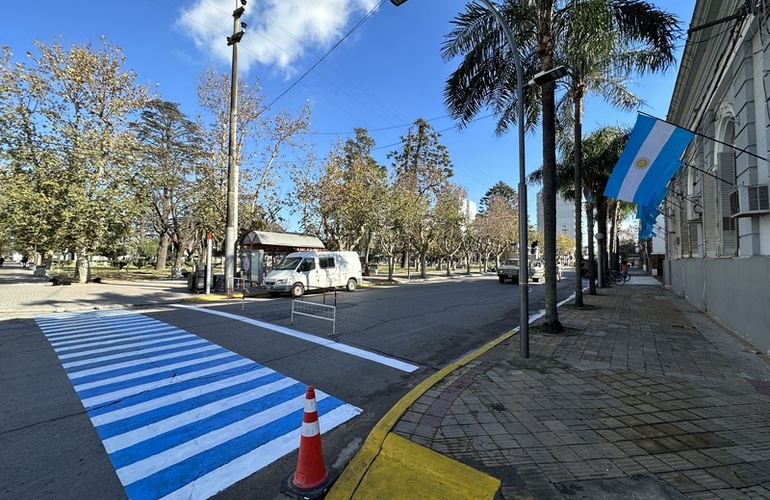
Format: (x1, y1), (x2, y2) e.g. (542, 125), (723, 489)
(1, 271), (579, 500)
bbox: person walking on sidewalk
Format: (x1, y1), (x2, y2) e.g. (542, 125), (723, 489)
(20, 255), (28, 268)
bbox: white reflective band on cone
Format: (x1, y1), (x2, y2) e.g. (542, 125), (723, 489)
(304, 398), (317, 413)
(301, 420), (320, 438)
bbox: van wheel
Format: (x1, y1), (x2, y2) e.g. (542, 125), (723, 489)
(498, 276), (505, 283)
(291, 283), (304, 298)
(346, 278), (357, 292)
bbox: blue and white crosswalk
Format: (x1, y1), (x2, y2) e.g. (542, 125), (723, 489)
(35, 309), (362, 500)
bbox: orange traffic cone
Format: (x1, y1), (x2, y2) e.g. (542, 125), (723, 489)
(281, 386), (339, 499)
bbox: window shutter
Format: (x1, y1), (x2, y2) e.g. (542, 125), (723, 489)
(703, 173), (718, 257)
(718, 152), (737, 256)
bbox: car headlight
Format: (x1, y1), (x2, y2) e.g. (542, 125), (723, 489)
(275, 279), (287, 285)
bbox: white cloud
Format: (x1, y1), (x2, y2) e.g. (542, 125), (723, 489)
(177, 0), (380, 75)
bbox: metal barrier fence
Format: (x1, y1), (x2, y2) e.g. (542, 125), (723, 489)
(291, 299), (337, 335)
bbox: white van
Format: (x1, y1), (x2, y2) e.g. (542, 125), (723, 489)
(264, 251), (362, 297)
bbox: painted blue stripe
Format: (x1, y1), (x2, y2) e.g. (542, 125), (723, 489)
(60, 336), (205, 362)
(50, 327), (181, 348)
(54, 331), (188, 353)
(68, 346), (230, 385)
(41, 317), (156, 336)
(85, 363), (261, 417)
(108, 383), (308, 468)
(44, 318), (168, 336)
(122, 397), (345, 500)
(95, 371), (287, 439)
(64, 341), (212, 374)
(74, 354), (244, 401)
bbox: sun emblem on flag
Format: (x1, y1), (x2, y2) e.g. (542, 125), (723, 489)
(635, 157), (650, 169)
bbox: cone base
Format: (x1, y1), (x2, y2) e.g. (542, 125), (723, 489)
(281, 467), (339, 500)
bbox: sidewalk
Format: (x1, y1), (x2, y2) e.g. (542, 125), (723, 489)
(328, 269), (770, 499)
(0, 262), (195, 318)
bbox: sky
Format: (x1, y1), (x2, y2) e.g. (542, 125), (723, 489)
(1, 0), (697, 231)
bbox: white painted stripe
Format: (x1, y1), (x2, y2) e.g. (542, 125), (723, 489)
(68, 344), (221, 380)
(115, 393), (318, 485)
(173, 305), (419, 373)
(617, 120), (674, 201)
(73, 351), (236, 391)
(90, 367), (273, 426)
(48, 325), (177, 346)
(63, 339), (208, 369)
(158, 404), (362, 500)
(59, 336), (196, 360)
(102, 377), (298, 453)
(46, 324), (172, 346)
(80, 358), (253, 408)
(53, 330), (186, 353)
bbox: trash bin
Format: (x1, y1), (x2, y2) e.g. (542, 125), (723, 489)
(187, 273), (196, 292)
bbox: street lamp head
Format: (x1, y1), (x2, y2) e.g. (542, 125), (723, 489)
(529, 65), (569, 87)
(390, 0), (409, 5)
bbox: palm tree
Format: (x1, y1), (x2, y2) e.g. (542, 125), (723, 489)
(558, 0), (679, 306)
(442, 0), (679, 332)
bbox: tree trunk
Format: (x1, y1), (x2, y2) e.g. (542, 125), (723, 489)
(573, 93), (584, 307)
(155, 233), (169, 271)
(586, 204), (597, 295)
(540, 73), (563, 333)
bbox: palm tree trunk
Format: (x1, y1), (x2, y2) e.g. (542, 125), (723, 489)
(586, 204), (597, 295)
(573, 93), (584, 307)
(541, 73), (563, 333)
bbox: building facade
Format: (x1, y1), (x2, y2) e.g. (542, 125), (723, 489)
(536, 191), (577, 240)
(666, 0), (770, 354)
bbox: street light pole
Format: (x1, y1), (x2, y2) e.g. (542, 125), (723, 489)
(224, 0), (246, 295)
(473, 0), (531, 359)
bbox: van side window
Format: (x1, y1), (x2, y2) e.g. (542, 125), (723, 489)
(319, 257), (335, 269)
(300, 258), (316, 272)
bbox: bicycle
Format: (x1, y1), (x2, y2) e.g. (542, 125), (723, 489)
(604, 269), (630, 286)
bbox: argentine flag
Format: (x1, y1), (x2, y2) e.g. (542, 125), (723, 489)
(604, 114), (694, 207)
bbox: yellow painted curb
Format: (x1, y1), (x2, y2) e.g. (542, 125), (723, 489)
(350, 433), (500, 499)
(326, 326), (519, 499)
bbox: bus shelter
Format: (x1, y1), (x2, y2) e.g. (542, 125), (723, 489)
(238, 231), (325, 285)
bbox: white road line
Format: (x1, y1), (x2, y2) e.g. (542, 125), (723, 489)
(173, 304), (419, 373)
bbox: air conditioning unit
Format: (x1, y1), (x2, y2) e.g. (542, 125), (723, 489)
(730, 184), (770, 217)
(686, 197), (702, 222)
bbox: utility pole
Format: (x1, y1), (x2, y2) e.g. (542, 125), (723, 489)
(224, 0), (246, 294)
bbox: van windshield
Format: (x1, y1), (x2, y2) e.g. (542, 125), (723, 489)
(274, 257), (302, 271)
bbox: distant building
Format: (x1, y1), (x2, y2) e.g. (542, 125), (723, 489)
(536, 192), (576, 239)
(461, 199), (478, 221)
